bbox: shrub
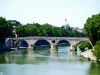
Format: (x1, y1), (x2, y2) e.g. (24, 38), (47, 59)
(92, 40), (100, 63)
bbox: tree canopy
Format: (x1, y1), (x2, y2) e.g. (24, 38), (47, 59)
(15, 23), (86, 37)
(0, 17), (12, 43)
(84, 13), (100, 63)
(84, 13), (100, 46)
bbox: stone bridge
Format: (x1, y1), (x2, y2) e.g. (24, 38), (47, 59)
(6, 36), (92, 51)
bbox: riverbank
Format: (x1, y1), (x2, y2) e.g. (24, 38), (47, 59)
(81, 49), (96, 61)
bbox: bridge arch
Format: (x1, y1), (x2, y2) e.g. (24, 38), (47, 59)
(76, 40), (92, 50)
(76, 40), (92, 47)
(6, 39), (14, 48)
(14, 40), (29, 48)
(56, 39), (70, 46)
(50, 39), (71, 51)
(33, 39), (51, 49)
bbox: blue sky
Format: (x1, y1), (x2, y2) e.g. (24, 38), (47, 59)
(0, 0), (100, 28)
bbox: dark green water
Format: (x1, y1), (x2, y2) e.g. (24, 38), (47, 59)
(0, 46), (100, 75)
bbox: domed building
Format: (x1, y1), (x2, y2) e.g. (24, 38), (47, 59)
(61, 18), (70, 29)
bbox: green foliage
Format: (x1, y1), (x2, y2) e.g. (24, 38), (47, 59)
(15, 23), (86, 37)
(78, 41), (92, 52)
(0, 17), (12, 43)
(92, 40), (100, 63)
(84, 13), (100, 46)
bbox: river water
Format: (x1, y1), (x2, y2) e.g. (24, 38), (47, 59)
(0, 46), (100, 75)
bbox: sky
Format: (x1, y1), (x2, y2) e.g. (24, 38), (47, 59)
(0, 0), (100, 28)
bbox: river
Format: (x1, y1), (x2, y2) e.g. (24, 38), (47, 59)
(0, 45), (100, 75)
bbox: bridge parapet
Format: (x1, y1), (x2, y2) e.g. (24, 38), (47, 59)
(6, 37), (89, 40)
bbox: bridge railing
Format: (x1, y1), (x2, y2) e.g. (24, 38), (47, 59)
(6, 36), (89, 40)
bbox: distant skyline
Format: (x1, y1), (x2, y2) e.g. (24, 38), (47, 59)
(0, 0), (100, 28)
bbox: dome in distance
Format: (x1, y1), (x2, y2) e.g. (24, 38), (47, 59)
(61, 18), (70, 28)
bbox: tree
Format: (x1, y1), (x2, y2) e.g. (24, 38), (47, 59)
(84, 13), (100, 46)
(92, 40), (100, 63)
(0, 17), (12, 43)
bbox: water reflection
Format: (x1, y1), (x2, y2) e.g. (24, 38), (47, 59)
(0, 46), (100, 75)
(70, 51), (77, 56)
(50, 50), (58, 56)
(0, 48), (82, 64)
(27, 49), (35, 54)
(87, 63), (100, 75)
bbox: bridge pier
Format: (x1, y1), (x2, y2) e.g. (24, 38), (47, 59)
(70, 45), (77, 51)
(28, 44), (34, 50)
(50, 44), (58, 50)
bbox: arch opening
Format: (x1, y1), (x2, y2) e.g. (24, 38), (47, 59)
(34, 39), (50, 50)
(56, 40), (70, 50)
(77, 41), (92, 51)
(57, 40), (70, 46)
(14, 40), (28, 49)
(6, 39), (14, 48)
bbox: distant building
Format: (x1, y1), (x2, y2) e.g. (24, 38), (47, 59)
(71, 27), (79, 31)
(8, 20), (21, 25)
(77, 28), (86, 33)
(61, 18), (70, 29)
(71, 27), (86, 33)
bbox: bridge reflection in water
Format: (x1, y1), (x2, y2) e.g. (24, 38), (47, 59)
(0, 46), (83, 64)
